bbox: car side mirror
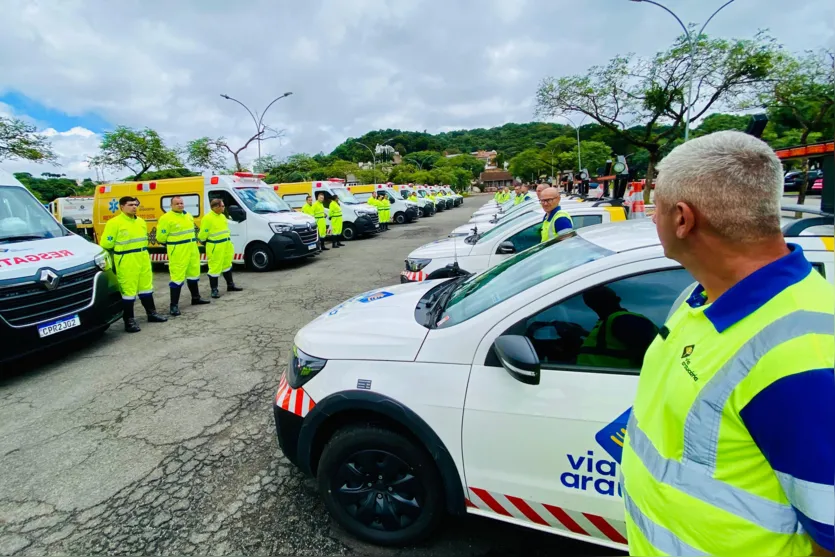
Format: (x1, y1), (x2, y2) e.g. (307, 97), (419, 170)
(61, 217), (78, 233)
(497, 241), (515, 254)
(227, 205), (247, 222)
(493, 335), (540, 385)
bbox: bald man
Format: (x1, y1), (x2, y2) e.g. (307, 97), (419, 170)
(539, 187), (574, 242)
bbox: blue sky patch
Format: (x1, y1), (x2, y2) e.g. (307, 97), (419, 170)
(0, 90), (111, 133)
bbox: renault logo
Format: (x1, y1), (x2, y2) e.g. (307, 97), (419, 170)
(39, 269), (60, 291)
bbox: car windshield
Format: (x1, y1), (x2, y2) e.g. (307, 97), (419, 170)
(0, 186), (66, 242)
(503, 199), (536, 217)
(436, 235), (613, 328)
(332, 187), (361, 205)
(470, 211), (539, 244)
(234, 187), (291, 213)
(417, 191), (428, 197)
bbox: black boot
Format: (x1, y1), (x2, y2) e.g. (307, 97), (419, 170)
(187, 279), (210, 305)
(332, 238), (340, 248)
(337, 234), (345, 247)
(123, 299), (141, 333)
(209, 276), (220, 298)
(320, 239), (329, 251)
(223, 270), (243, 292)
(169, 285), (182, 316)
(140, 295), (168, 322)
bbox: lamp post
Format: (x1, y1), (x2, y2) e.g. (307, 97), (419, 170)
(220, 92), (293, 161)
(629, 0), (736, 141)
(536, 142), (559, 181)
(552, 114), (585, 173)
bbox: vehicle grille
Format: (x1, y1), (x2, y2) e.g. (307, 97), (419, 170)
(368, 213), (380, 226)
(0, 266), (98, 327)
(293, 224), (318, 245)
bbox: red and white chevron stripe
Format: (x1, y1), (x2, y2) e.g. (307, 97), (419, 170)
(400, 270), (426, 282)
(148, 253), (244, 262)
(467, 487), (627, 548)
(275, 375), (315, 418)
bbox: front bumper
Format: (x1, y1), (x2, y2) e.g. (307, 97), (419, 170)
(354, 216), (380, 236)
(405, 207), (419, 222)
(0, 267), (123, 363)
(269, 230), (320, 261)
(274, 404), (305, 467)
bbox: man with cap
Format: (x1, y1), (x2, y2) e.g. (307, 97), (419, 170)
(100, 196), (168, 332)
(156, 195), (210, 316)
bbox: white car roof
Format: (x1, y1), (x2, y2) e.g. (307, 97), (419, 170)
(0, 168), (25, 188)
(579, 217), (833, 254)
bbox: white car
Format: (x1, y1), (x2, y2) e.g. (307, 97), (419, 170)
(403, 206), (627, 282)
(454, 198), (589, 238)
(272, 217), (833, 549)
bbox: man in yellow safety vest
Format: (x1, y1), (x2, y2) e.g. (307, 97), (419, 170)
(621, 131), (834, 556)
(198, 198), (243, 298)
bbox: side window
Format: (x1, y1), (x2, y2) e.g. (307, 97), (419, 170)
(208, 190), (240, 214)
(355, 193), (372, 202)
(812, 262), (825, 277)
(572, 214), (603, 228)
(161, 194), (200, 217)
(506, 269), (695, 374)
(282, 194), (308, 209)
(506, 223), (542, 252)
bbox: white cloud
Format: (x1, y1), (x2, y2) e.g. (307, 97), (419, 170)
(0, 0), (831, 179)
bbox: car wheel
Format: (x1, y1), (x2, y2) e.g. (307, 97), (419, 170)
(394, 212), (406, 225)
(246, 242), (275, 272)
(317, 425), (444, 547)
(342, 224), (357, 241)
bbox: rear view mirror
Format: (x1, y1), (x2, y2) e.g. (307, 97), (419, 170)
(61, 217), (78, 233)
(493, 335), (540, 385)
(227, 205), (247, 222)
(497, 241), (515, 254)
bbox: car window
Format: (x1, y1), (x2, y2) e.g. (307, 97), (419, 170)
(572, 214), (603, 228)
(506, 269), (695, 374)
(507, 223), (542, 252)
(437, 235), (613, 328)
(161, 194), (200, 216)
(476, 212), (538, 243)
(282, 193), (308, 209)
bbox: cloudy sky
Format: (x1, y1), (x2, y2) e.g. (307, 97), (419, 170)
(1, 0), (832, 179)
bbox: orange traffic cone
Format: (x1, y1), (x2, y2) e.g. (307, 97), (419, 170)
(629, 181), (646, 219)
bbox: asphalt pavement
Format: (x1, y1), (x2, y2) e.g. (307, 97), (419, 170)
(0, 196), (614, 557)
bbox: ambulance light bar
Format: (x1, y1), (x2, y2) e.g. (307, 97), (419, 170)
(233, 172), (266, 179)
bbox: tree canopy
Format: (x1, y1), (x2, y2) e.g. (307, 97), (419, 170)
(89, 126), (181, 180)
(0, 116), (56, 163)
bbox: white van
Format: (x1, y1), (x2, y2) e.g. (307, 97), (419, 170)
(348, 184), (421, 225)
(277, 181), (380, 241)
(1, 169), (123, 363)
(397, 186), (435, 218)
(95, 173), (320, 272)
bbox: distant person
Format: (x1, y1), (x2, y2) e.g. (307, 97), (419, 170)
(621, 131), (834, 556)
(156, 195), (210, 316)
(328, 195), (344, 248)
(535, 183), (551, 200)
(312, 193), (329, 250)
(198, 198), (243, 297)
(538, 188), (573, 242)
(99, 196), (168, 332)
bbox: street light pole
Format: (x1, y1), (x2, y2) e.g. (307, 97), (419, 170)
(356, 142), (376, 183)
(536, 142), (558, 181)
(552, 114), (585, 173)
(629, 0), (737, 141)
(220, 92), (293, 162)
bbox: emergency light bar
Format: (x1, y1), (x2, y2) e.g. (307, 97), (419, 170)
(233, 172), (266, 179)
(136, 182), (157, 192)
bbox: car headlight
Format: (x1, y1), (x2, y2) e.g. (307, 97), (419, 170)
(406, 258), (431, 272)
(94, 251), (111, 271)
(270, 223), (294, 234)
(288, 345), (327, 388)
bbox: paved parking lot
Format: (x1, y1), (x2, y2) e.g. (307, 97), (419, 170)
(0, 196), (609, 556)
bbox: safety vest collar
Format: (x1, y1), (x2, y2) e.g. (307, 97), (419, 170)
(545, 205), (563, 221)
(686, 244), (812, 333)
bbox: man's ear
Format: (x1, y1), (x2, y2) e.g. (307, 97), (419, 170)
(675, 202), (696, 240)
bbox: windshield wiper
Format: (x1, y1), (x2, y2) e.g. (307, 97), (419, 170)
(0, 234), (49, 243)
(428, 276), (466, 325)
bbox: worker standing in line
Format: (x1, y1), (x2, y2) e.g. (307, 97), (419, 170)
(328, 195), (344, 248)
(515, 183), (532, 205)
(538, 187), (573, 243)
(621, 131), (834, 556)
(301, 194), (315, 217)
(408, 191), (419, 203)
(198, 198), (243, 298)
(312, 192), (329, 251)
(376, 191), (391, 231)
(535, 182), (551, 200)
(99, 196), (168, 332)
(156, 195), (210, 316)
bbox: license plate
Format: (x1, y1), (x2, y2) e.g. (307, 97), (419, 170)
(308, 243), (317, 250)
(38, 315), (81, 338)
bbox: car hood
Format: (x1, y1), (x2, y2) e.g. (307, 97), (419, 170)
(408, 236), (474, 259)
(296, 281), (438, 361)
(450, 221), (496, 237)
(0, 235), (104, 279)
(261, 211), (316, 225)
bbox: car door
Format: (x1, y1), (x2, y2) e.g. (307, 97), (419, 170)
(208, 189), (246, 257)
(461, 260), (695, 548)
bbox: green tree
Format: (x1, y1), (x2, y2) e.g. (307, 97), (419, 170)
(403, 150), (441, 170)
(89, 126), (180, 180)
(0, 116), (57, 163)
(253, 154), (282, 174)
(509, 149), (547, 181)
(536, 31), (780, 202)
(434, 153), (485, 179)
(555, 140), (612, 175)
(14, 172), (81, 202)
